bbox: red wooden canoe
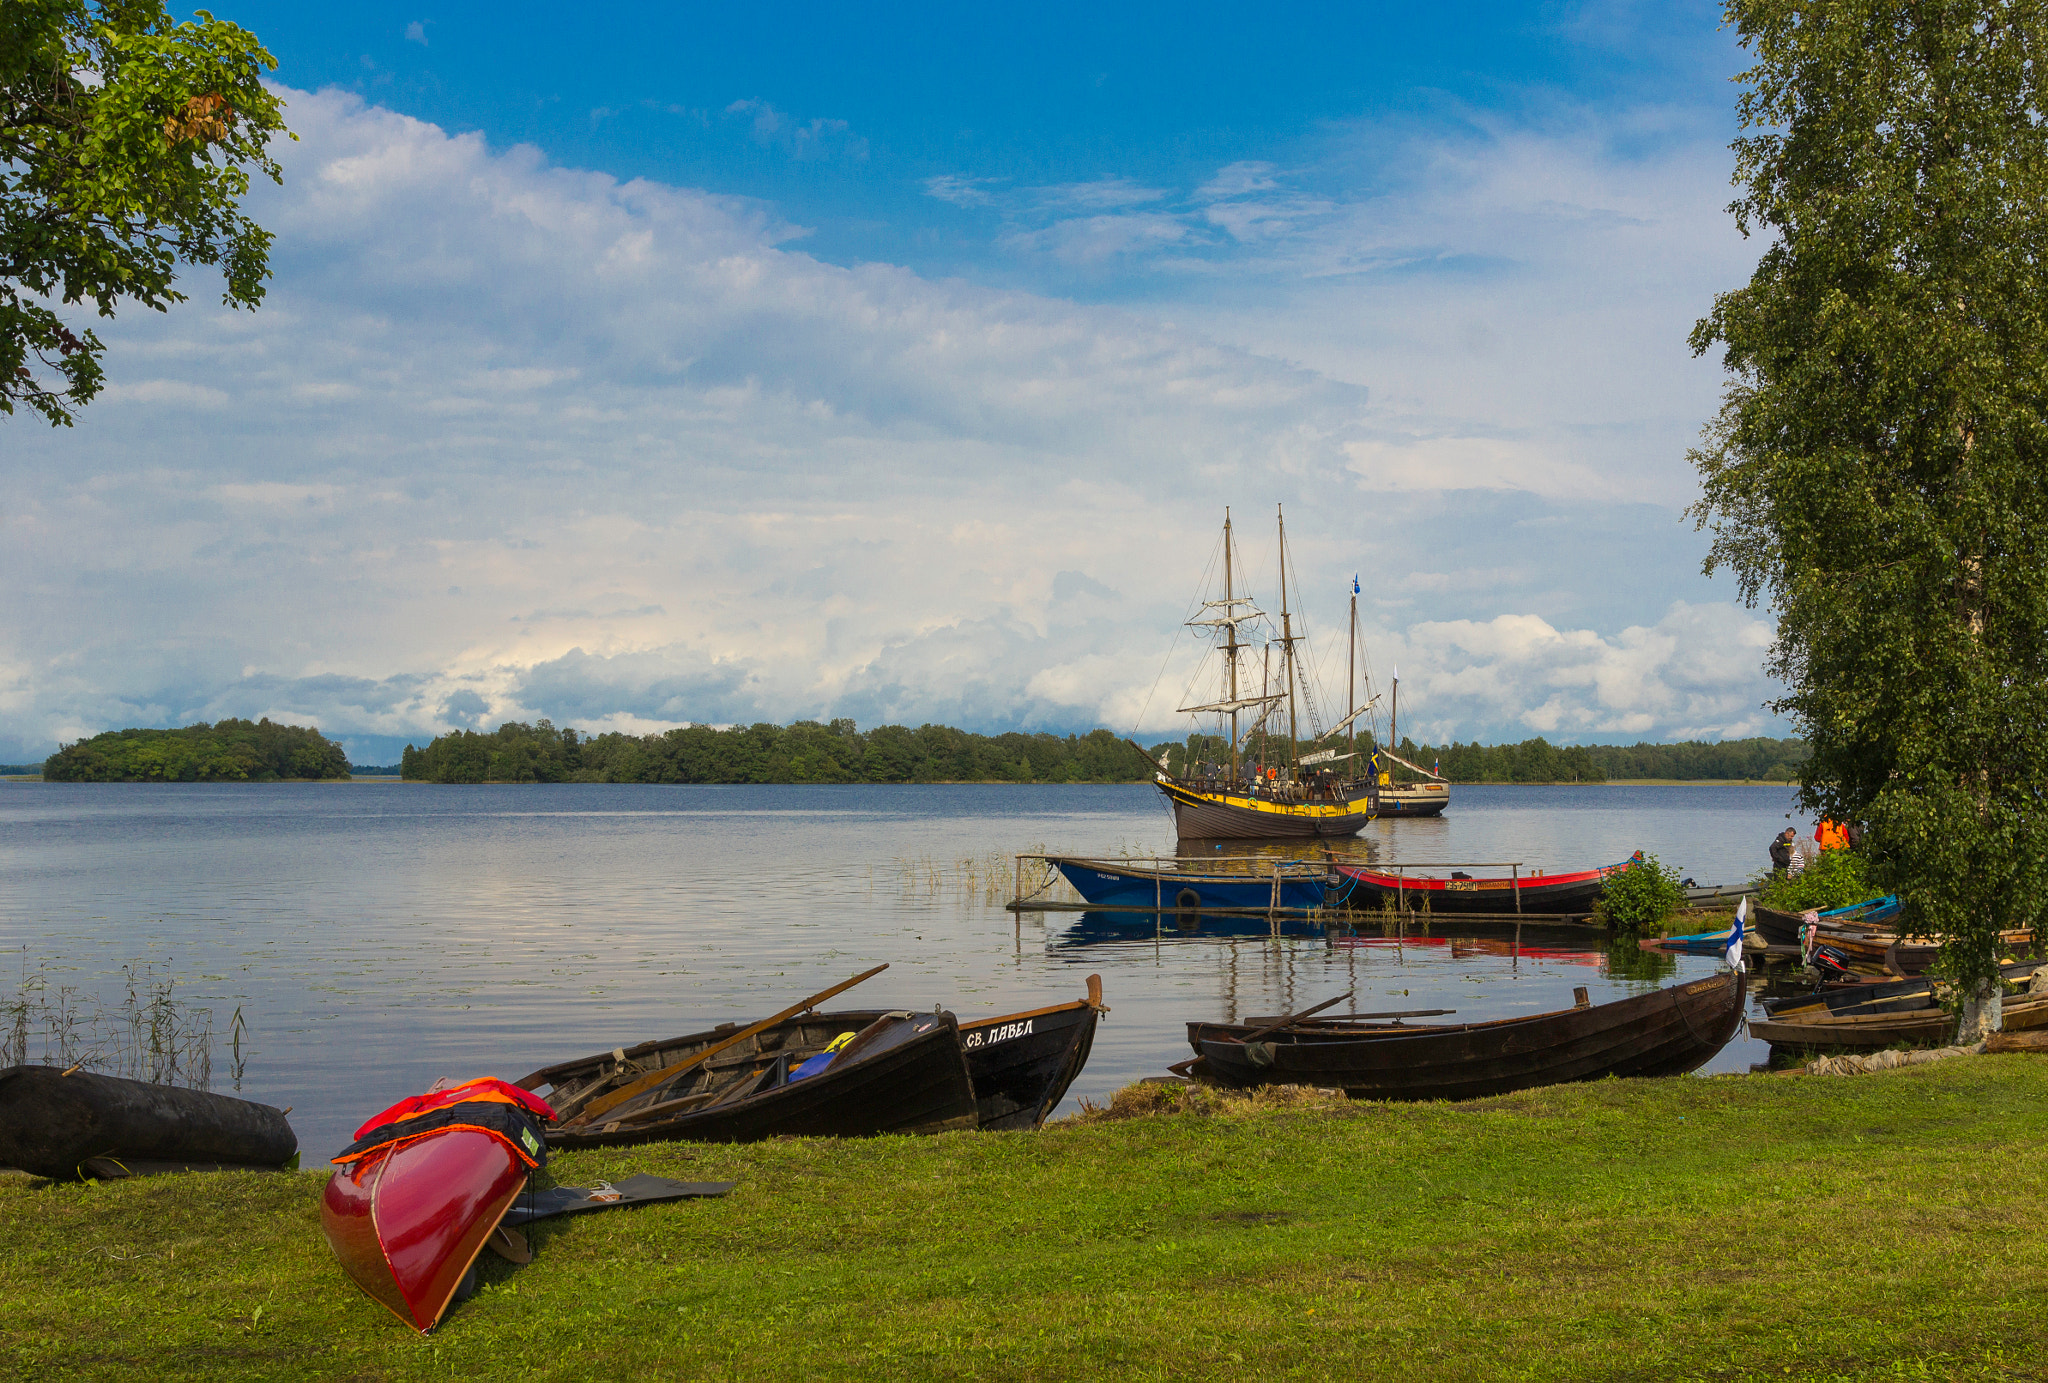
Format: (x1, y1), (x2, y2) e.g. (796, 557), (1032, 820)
(321, 1078), (554, 1333)
(1331, 855), (1635, 914)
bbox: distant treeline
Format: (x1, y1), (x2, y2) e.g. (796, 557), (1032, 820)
(42, 719), (351, 782)
(398, 720), (1811, 785)
(400, 720), (1162, 784)
(1388, 735), (1809, 784)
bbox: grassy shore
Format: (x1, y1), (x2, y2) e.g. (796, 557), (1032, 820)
(5, 1060), (2046, 1381)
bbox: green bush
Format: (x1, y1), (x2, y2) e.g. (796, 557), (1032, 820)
(1757, 847), (1872, 913)
(1598, 854), (1685, 934)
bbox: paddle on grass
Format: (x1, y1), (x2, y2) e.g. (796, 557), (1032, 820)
(567, 963), (890, 1128)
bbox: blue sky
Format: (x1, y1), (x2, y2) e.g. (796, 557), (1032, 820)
(1, 2), (1784, 765)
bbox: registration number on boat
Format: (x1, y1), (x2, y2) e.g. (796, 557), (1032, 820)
(963, 1019), (1033, 1050)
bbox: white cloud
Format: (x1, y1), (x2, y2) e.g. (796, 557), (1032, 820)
(0, 87), (1779, 763)
(1029, 177), (1170, 210)
(404, 21), (427, 46)
(1372, 602), (1779, 745)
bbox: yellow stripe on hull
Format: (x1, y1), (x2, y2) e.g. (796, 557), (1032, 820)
(1158, 781), (1377, 839)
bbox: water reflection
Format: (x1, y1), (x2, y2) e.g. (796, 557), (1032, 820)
(0, 781), (1785, 1156)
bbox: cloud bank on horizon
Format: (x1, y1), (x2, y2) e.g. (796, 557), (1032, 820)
(2, 66), (1782, 766)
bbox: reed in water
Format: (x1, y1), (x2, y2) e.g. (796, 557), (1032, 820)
(2, 955), (232, 1089)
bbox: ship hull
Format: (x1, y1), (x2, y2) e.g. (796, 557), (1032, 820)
(1158, 779), (1376, 839)
(1376, 784), (1450, 817)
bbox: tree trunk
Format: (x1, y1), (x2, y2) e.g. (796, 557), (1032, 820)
(1958, 980), (2003, 1043)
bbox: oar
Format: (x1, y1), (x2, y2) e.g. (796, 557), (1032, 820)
(568, 964), (890, 1128)
(1225, 991), (1356, 1045)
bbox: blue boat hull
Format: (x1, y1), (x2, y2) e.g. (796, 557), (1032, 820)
(1052, 861), (1327, 911)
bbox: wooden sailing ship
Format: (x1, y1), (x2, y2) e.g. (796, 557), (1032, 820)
(1153, 507), (1379, 839)
(1370, 668), (1452, 816)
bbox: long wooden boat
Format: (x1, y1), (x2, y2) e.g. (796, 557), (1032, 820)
(956, 977), (1105, 1130)
(1049, 855), (1329, 911)
(1752, 989), (2048, 1051)
(1762, 958), (2044, 1020)
(1186, 970), (1746, 1100)
(0, 1065), (297, 1180)
(1330, 856), (1633, 915)
(1753, 896), (1901, 948)
(520, 1010), (979, 1149)
(321, 1078), (555, 1333)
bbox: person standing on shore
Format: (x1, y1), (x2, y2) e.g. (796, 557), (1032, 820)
(1817, 819), (1849, 851)
(1769, 827), (1797, 874)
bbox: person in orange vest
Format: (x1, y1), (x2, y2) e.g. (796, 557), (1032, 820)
(1816, 819), (1849, 851)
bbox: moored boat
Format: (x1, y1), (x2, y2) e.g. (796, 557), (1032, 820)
(1186, 969), (1747, 1100)
(321, 1077), (555, 1333)
(521, 1008), (980, 1149)
(957, 976), (1106, 1130)
(1329, 856), (1634, 915)
(1048, 855), (1329, 911)
(0, 1065), (298, 1180)
(1751, 987), (2048, 1052)
(1375, 782), (1451, 817)
(1149, 507), (1380, 839)
(1752, 895), (1901, 948)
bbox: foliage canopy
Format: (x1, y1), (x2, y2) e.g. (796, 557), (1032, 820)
(1690, 0), (2048, 1009)
(43, 718), (349, 781)
(2, 0), (287, 424)
(1756, 845), (1874, 913)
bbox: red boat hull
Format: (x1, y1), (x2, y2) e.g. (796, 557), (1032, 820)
(321, 1128), (528, 1332)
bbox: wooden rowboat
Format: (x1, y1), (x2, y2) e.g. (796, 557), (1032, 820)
(521, 1009), (981, 1148)
(0, 1065), (297, 1180)
(1329, 856), (1633, 915)
(1186, 970), (1747, 1101)
(1751, 989), (2048, 1052)
(956, 977), (1106, 1130)
(321, 1078), (555, 1333)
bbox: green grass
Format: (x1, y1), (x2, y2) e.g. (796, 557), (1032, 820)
(5, 1060), (2048, 1381)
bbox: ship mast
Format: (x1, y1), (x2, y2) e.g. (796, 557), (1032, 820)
(1347, 578), (1357, 765)
(1223, 510), (1239, 783)
(1278, 504), (1298, 775)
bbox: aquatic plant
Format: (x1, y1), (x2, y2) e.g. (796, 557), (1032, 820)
(2, 955), (224, 1089)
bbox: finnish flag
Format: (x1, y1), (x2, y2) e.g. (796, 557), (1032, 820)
(1725, 897), (1748, 972)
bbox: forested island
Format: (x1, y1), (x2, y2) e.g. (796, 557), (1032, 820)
(397, 719), (1810, 786)
(40, 720), (350, 782)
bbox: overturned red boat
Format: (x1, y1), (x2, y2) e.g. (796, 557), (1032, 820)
(320, 1078), (555, 1333)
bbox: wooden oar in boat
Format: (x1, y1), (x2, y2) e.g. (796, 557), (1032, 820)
(1229, 991), (1357, 1044)
(567, 964), (890, 1129)
(1164, 992), (1357, 1077)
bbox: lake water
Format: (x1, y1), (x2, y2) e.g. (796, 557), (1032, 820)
(0, 781), (1798, 1159)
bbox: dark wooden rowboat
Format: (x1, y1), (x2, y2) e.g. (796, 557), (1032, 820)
(956, 976), (1105, 1130)
(1752, 989), (2048, 1052)
(1752, 896), (1901, 948)
(519, 1010), (980, 1148)
(1187, 970), (1747, 1100)
(1329, 857), (1631, 915)
(1761, 957), (2043, 1019)
(0, 1065), (296, 1180)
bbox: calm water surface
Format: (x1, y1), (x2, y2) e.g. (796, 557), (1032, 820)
(0, 781), (1798, 1157)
